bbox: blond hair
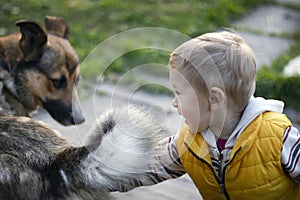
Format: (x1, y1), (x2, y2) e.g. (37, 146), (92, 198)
(169, 31), (256, 109)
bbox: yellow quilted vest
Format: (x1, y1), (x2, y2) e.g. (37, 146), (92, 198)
(177, 111), (300, 200)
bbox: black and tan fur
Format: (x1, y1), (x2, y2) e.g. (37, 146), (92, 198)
(0, 106), (168, 199)
(0, 16), (84, 125)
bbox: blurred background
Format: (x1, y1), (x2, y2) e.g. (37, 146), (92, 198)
(1, 0), (300, 199)
(1, 0), (299, 107)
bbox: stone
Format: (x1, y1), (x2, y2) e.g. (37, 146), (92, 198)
(283, 55), (300, 76)
(234, 5), (300, 34)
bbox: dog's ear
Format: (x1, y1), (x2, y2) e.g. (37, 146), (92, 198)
(45, 16), (69, 39)
(16, 20), (47, 61)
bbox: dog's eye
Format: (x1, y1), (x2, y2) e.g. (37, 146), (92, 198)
(52, 76), (67, 89)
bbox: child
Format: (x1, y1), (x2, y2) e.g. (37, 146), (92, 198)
(167, 31), (300, 199)
(114, 31), (300, 199)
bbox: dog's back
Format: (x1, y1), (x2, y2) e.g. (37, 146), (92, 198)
(0, 112), (71, 199)
(0, 106), (170, 199)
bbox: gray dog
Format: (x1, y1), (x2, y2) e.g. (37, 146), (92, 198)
(0, 106), (168, 199)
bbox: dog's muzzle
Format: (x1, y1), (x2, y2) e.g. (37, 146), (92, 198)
(42, 99), (85, 126)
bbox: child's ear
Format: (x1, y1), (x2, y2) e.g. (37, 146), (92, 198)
(209, 87), (225, 110)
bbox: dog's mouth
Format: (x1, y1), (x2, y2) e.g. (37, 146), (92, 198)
(42, 99), (85, 126)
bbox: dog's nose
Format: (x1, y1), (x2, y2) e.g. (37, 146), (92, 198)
(72, 113), (85, 125)
(71, 99), (85, 125)
(42, 99), (85, 126)
(58, 111), (85, 126)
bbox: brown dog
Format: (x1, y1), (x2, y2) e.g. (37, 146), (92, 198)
(0, 16), (85, 126)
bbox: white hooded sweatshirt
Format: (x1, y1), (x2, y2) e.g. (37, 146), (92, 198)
(201, 96), (300, 182)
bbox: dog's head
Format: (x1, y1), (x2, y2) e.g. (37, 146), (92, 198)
(14, 16), (85, 126)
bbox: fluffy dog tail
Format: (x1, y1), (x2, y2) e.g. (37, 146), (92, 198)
(59, 105), (171, 198)
(84, 106), (169, 188)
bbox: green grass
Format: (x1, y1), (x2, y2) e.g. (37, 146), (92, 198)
(0, 0), (274, 78)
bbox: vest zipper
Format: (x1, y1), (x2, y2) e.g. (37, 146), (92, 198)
(218, 150), (230, 199)
(219, 152), (226, 195)
(220, 147), (242, 200)
(185, 143), (229, 199)
(185, 143), (242, 200)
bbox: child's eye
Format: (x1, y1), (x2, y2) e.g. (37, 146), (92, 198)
(175, 91), (181, 95)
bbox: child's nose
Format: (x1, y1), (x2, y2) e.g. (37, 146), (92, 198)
(172, 97), (178, 108)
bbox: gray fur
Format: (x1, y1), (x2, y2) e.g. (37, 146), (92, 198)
(0, 106), (168, 199)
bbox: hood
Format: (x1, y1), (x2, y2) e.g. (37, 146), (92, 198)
(227, 96), (284, 145)
(201, 96), (284, 148)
